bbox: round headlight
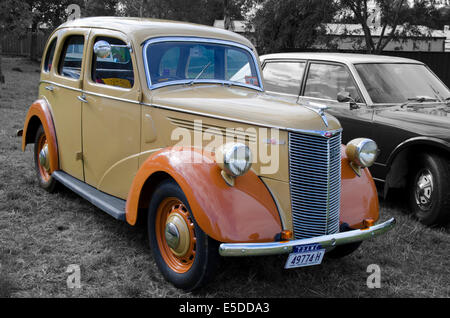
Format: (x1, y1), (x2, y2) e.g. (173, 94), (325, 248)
(215, 143), (253, 177)
(346, 138), (378, 168)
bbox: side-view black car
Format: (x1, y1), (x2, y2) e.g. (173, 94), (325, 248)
(260, 52), (450, 226)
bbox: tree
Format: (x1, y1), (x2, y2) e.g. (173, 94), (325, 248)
(338, 0), (442, 53)
(0, 0), (32, 83)
(120, 0), (242, 26)
(243, 0), (338, 54)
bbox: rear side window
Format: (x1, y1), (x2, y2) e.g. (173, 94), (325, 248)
(92, 37), (134, 89)
(43, 38), (57, 72)
(304, 63), (362, 102)
(263, 62), (305, 95)
(59, 35), (85, 79)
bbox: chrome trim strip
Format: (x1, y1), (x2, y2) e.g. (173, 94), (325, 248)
(219, 218), (396, 257)
(39, 80), (342, 137)
(142, 36), (264, 92)
(40, 80), (141, 105)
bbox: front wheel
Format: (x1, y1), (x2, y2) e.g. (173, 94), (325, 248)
(408, 153), (450, 226)
(147, 179), (220, 290)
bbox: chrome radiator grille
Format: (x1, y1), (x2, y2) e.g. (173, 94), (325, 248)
(288, 131), (342, 239)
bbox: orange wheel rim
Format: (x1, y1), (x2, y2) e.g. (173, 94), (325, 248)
(36, 134), (51, 182)
(155, 197), (196, 274)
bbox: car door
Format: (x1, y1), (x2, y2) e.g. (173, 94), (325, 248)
(49, 29), (90, 181)
(81, 30), (142, 200)
(299, 61), (375, 144)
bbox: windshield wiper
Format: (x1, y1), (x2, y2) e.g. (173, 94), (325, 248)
(400, 96), (439, 108)
(188, 62), (212, 86)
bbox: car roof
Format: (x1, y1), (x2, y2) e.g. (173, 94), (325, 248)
(57, 17), (255, 49)
(260, 52), (423, 65)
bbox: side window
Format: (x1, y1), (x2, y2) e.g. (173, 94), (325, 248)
(43, 38), (57, 72)
(304, 63), (362, 102)
(263, 62), (305, 95)
(92, 36), (134, 89)
(59, 35), (85, 79)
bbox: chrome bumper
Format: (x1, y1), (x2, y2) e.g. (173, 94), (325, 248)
(219, 218), (396, 257)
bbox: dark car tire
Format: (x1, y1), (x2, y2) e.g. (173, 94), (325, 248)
(147, 179), (220, 291)
(408, 153), (450, 226)
(34, 125), (57, 192)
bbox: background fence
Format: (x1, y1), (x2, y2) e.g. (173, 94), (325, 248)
(1, 30), (50, 59)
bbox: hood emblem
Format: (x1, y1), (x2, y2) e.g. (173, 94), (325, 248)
(299, 100), (329, 127)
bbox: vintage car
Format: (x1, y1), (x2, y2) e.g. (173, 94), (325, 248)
(20, 18), (395, 290)
(260, 53), (450, 226)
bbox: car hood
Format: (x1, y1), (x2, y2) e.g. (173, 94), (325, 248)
(374, 103), (450, 141)
(150, 84), (341, 132)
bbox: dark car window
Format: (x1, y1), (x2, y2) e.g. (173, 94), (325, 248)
(263, 62), (305, 95)
(59, 35), (85, 79)
(43, 38), (57, 72)
(91, 36), (134, 89)
(304, 63), (362, 102)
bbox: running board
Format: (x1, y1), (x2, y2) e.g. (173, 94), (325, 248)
(52, 171), (127, 221)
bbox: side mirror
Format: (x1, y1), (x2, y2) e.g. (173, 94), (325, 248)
(337, 91), (352, 103)
(337, 91), (359, 110)
(94, 40), (111, 59)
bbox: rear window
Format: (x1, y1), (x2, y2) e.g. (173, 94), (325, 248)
(43, 38), (57, 72)
(59, 35), (85, 79)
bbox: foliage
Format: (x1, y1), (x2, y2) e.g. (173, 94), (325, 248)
(338, 0), (447, 53)
(0, 0), (32, 83)
(119, 0), (243, 26)
(242, 0), (338, 54)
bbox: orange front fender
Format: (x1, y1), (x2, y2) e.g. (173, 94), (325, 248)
(340, 146), (379, 229)
(22, 99), (59, 173)
(126, 147), (282, 243)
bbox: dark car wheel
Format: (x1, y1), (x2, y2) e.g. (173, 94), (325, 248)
(408, 153), (450, 226)
(147, 179), (220, 291)
(34, 125), (57, 192)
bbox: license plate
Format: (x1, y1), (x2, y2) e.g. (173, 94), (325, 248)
(285, 243), (325, 269)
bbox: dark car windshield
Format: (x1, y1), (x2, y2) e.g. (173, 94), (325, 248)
(144, 40), (261, 90)
(355, 63), (450, 104)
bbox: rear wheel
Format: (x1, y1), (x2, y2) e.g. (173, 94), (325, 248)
(408, 153), (450, 226)
(147, 179), (220, 290)
(34, 125), (57, 192)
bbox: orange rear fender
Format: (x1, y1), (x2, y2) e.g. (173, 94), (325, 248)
(126, 147), (282, 243)
(22, 99), (59, 173)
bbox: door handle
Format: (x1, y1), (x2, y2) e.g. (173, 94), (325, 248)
(45, 85), (55, 92)
(77, 94), (88, 103)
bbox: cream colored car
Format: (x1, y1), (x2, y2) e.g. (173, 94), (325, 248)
(21, 17), (395, 290)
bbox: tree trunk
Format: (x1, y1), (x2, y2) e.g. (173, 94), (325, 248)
(0, 40), (4, 84)
(30, 21), (38, 62)
(224, 0), (232, 30)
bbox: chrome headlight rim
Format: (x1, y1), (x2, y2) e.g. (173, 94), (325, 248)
(346, 138), (378, 168)
(216, 142), (253, 178)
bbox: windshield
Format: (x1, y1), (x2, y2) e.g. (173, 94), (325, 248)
(355, 63), (450, 104)
(144, 39), (261, 90)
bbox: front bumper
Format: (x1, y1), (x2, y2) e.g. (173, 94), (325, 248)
(219, 218), (396, 257)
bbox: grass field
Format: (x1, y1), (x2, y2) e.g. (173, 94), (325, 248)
(0, 56), (449, 298)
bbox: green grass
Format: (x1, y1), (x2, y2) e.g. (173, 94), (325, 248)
(0, 56), (449, 298)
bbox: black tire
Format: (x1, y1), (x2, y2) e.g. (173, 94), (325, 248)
(34, 125), (57, 193)
(147, 179), (220, 291)
(408, 153), (450, 226)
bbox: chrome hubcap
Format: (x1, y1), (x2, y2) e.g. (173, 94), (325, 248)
(165, 222), (180, 250)
(414, 169), (433, 210)
(39, 144), (50, 172)
(165, 212), (191, 257)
